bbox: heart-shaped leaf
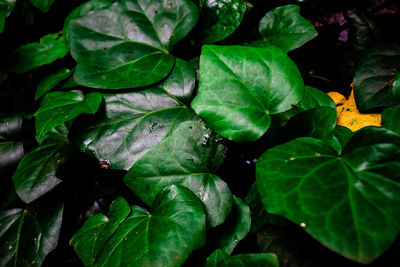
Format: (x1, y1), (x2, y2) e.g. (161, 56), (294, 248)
(382, 105), (400, 135)
(69, 0), (199, 89)
(191, 45), (304, 142)
(259, 5), (318, 52)
(0, 114), (23, 172)
(73, 185), (206, 267)
(0, 202), (63, 267)
(35, 90), (102, 141)
(29, 0), (55, 13)
(7, 32), (69, 73)
(197, 0), (246, 44)
(204, 249), (279, 267)
(256, 127), (400, 263)
(70, 61), (197, 170)
(0, 0), (15, 33)
(124, 121), (232, 227)
(35, 68), (73, 100)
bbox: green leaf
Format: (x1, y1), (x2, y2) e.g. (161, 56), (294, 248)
(353, 43), (400, 111)
(297, 86), (335, 110)
(7, 32), (69, 73)
(256, 127), (400, 263)
(35, 68), (72, 100)
(0, 0), (16, 33)
(75, 185), (207, 267)
(259, 5), (318, 52)
(0, 202), (63, 267)
(35, 90), (102, 141)
(192, 45), (304, 142)
(197, 0), (246, 44)
(69, 0), (199, 89)
(29, 0), (55, 13)
(70, 64), (198, 170)
(382, 105), (400, 135)
(328, 125), (353, 154)
(70, 197), (131, 267)
(0, 114), (23, 172)
(124, 121), (232, 227)
(393, 73), (400, 103)
(12, 135), (74, 203)
(204, 249), (279, 267)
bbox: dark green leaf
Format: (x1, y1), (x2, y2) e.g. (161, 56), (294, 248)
(348, 10), (377, 53)
(204, 249), (279, 267)
(393, 73), (400, 103)
(353, 43), (400, 111)
(70, 65), (198, 170)
(29, 0), (55, 13)
(35, 90), (102, 141)
(328, 125), (353, 154)
(256, 127), (400, 263)
(70, 197), (131, 267)
(0, 114), (23, 172)
(382, 105), (400, 135)
(0, 203), (63, 267)
(259, 5), (317, 52)
(298, 86), (335, 110)
(12, 135), (74, 203)
(69, 0), (199, 89)
(198, 0), (246, 44)
(7, 32), (69, 73)
(35, 68), (72, 100)
(0, 0), (15, 33)
(124, 121), (232, 227)
(192, 45), (304, 142)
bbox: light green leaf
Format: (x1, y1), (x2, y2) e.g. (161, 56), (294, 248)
(256, 127), (400, 263)
(35, 90), (102, 141)
(7, 32), (69, 73)
(124, 121), (232, 227)
(204, 249), (279, 267)
(35, 68), (72, 100)
(191, 45), (304, 142)
(69, 0), (199, 89)
(298, 86), (335, 110)
(29, 0), (55, 13)
(259, 5), (318, 52)
(0, 0), (15, 33)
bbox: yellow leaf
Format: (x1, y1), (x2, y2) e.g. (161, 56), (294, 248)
(327, 88), (381, 132)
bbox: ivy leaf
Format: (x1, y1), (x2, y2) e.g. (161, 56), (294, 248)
(35, 68), (73, 100)
(192, 45), (304, 142)
(297, 86), (335, 111)
(0, 0), (16, 33)
(124, 121), (232, 227)
(0, 114), (23, 172)
(382, 105), (400, 135)
(70, 197), (131, 267)
(69, 0), (199, 89)
(393, 73), (400, 103)
(256, 127), (400, 263)
(35, 90), (102, 141)
(197, 0), (246, 44)
(7, 32), (69, 73)
(204, 249), (279, 267)
(259, 5), (318, 52)
(70, 61), (198, 170)
(29, 0), (56, 13)
(329, 126), (353, 154)
(0, 202), (63, 267)
(73, 185), (206, 267)
(353, 43), (400, 111)
(12, 134), (74, 203)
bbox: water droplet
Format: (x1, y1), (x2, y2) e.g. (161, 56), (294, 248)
(201, 133), (211, 147)
(300, 222), (306, 228)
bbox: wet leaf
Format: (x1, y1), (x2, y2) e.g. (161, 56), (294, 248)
(0, 114), (23, 172)
(204, 249), (279, 267)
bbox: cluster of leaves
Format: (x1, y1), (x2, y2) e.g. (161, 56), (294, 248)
(1, 0), (400, 266)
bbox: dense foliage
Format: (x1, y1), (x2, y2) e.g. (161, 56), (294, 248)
(1, 0), (400, 266)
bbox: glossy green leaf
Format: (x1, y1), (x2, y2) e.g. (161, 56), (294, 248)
(76, 185), (207, 267)
(63, 0), (116, 45)
(192, 45), (304, 142)
(0, 0), (15, 33)
(124, 121), (232, 227)
(256, 127), (400, 263)
(69, 0), (199, 89)
(70, 65), (198, 170)
(259, 5), (318, 52)
(29, 0), (55, 13)
(204, 249), (279, 267)
(328, 125), (353, 154)
(382, 105), (400, 135)
(393, 73), (400, 103)
(7, 32), (69, 73)
(35, 68), (72, 100)
(70, 197), (131, 267)
(298, 86), (335, 110)
(0, 114), (23, 172)
(353, 43), (400, 111)
(0, 202), (63, 267)
(35, 90), (102, 141)
(12, 134), (74, 203)
(198, 0), (246, 44)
